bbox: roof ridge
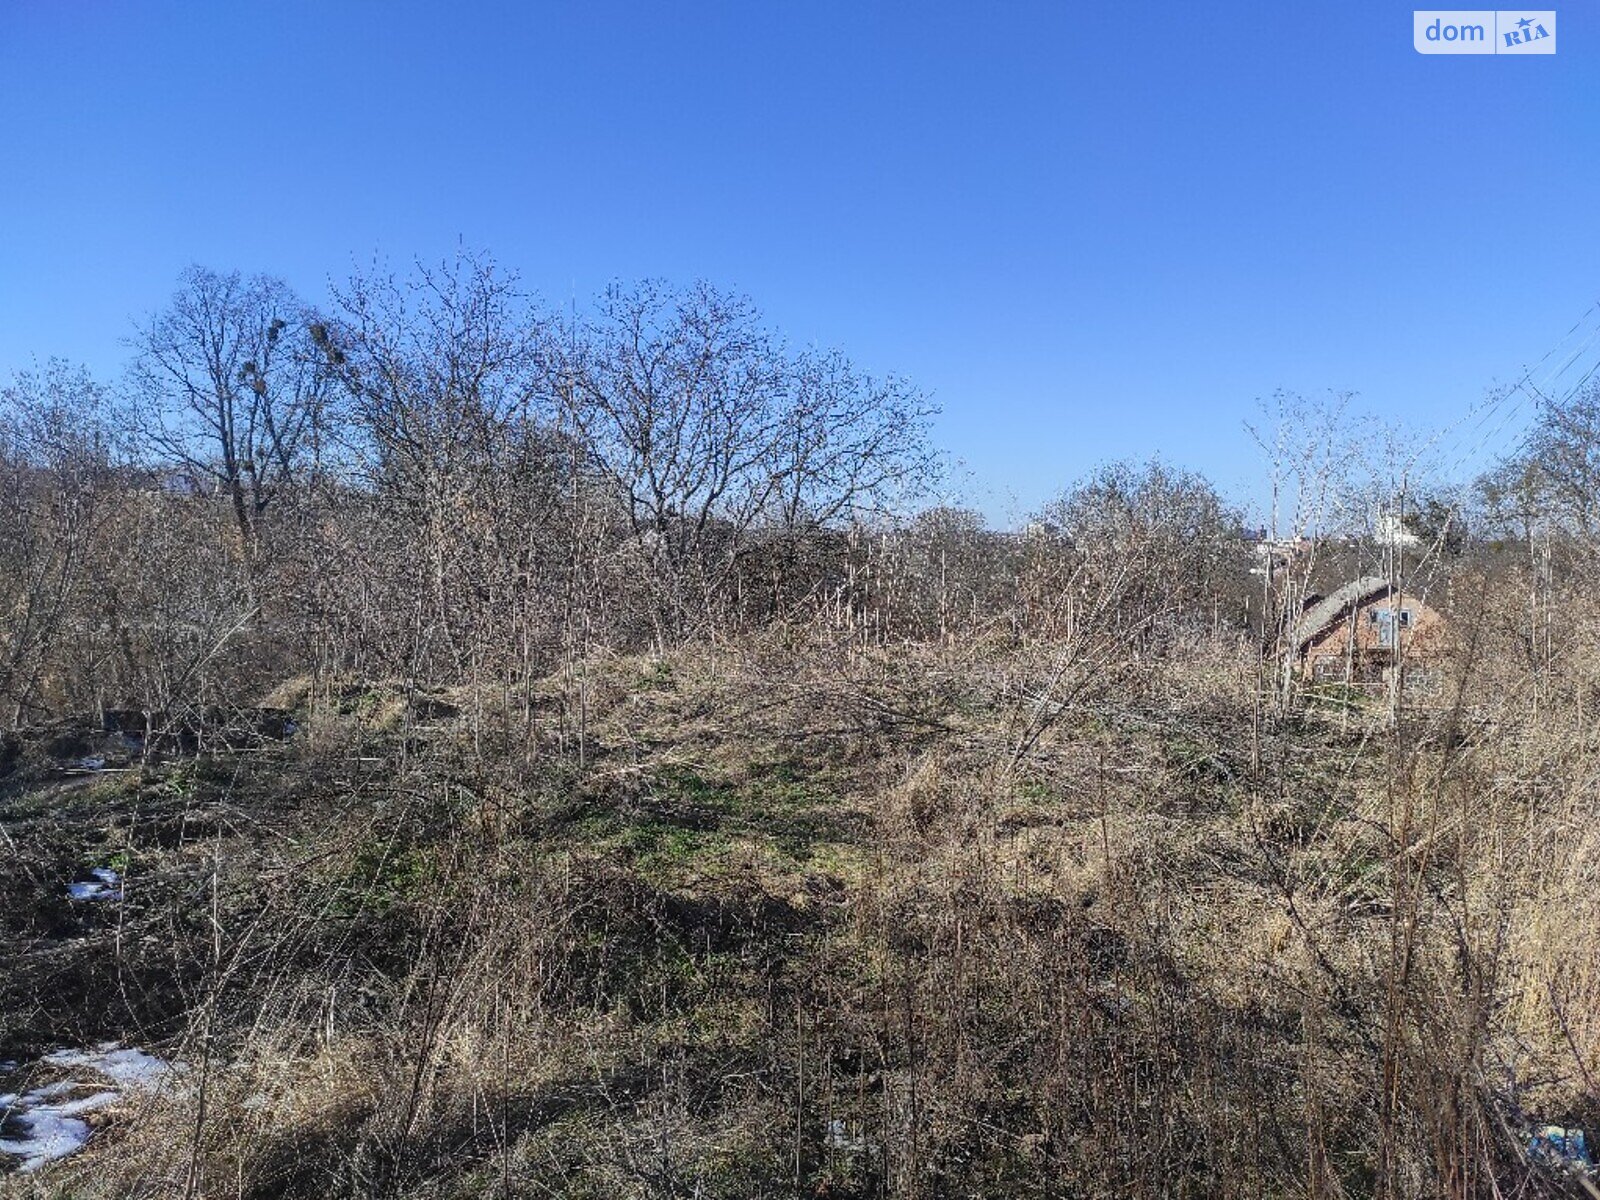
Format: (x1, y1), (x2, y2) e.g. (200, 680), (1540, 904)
(1292, 575), (1393, 649)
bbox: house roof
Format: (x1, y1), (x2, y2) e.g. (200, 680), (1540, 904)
(1292, 576), (1391, 649)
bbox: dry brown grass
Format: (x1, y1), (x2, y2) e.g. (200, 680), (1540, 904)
(4, 617), (1599, 1198)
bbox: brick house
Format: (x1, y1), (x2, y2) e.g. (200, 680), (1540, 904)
(1291, 576), (1447, 690)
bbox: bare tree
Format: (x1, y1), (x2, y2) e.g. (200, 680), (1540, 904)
(129, 266), (336, 563)
(318, 252), (562, 686)
(768, 348), (937, 532)
(1480, 381), (1600, 565)
(1034, 457), (1246, 645)
(562, 282), (784, 641)
(566, 281), (936, 642)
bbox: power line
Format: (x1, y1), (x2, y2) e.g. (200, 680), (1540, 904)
(1427, 299), (1600, 484)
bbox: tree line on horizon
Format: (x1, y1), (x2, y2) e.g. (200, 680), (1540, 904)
(1, 253), (1597, 728)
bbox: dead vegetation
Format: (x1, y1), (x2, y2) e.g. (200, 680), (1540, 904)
(7, 270), (1600, 1197)
(1, 618), (1597, 1199)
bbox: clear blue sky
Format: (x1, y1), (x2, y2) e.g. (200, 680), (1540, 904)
(2, 2), (1596, 523)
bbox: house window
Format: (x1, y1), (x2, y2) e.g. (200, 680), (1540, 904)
(1369, 608), (1397, 648)
(1363, 611), (1414, 649)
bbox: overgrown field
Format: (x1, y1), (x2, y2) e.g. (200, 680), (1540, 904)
(2, 634), (1598, 1198)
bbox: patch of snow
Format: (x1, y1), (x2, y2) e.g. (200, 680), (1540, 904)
(0, 1044), (185, 1173)
(66, 868), (122, 902)
(40, 1045), (183, 1092)
(0, 1108), (93, 1173)
(0, 1085), (119, 1173)
(33, 1090), (119, 1119)
(76, 757), (106, 772)
(17, 1081), (76, 1101)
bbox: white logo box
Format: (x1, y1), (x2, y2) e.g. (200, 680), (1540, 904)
(1414, 10), (1556, 53)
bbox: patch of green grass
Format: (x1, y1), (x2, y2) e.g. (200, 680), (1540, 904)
(646, 761), (857, 863)
(333, 839), (435, 918)
(622, 821), (717, 877)
(653, 763), (732, 804)
(752, 756), (803, 785)
(1014, 777), (1056, 802)
(553, 759), (856, 884)
(638, 658), (677, 692)
(100, 846), (132, 873)
(731, 781), (852, 863)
